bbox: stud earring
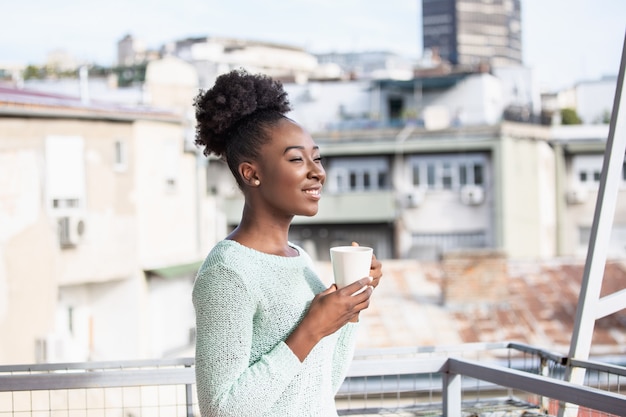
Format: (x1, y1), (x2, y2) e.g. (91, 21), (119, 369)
(254, 179), (260, 186)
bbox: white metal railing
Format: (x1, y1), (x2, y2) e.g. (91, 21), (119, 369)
(0, 342), (625, 416)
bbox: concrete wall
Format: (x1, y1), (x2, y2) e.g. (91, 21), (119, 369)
(0, 111), (208, 363)
(499, 134), (557, 259)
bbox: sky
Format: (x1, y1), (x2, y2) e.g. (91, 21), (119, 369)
(1, 0), (625, 91)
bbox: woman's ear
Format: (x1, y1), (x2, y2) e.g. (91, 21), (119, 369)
(239, 162), (260, 187)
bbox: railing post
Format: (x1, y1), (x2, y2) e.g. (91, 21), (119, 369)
(442, 370), (461, 417)
(539, 356), (550, 413)
(185, 364), (194, 417)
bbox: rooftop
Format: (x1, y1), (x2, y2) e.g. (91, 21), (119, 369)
(0, 84), (179, 121)
(313, 258), (626, 357)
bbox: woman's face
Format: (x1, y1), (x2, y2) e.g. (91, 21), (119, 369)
(254, 118), (326, 218)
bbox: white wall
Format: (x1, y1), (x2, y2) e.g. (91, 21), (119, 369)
(576, 77), (618, 124)
(284, 81), (372, 133)
(434, 73), (504, 126)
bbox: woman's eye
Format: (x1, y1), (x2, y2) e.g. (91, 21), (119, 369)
(315, 156), (323, 163)
(289, 157), (303, 162)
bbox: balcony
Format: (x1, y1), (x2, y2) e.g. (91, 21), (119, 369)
(223, 190), (397, 226)
(1, 342), (625, 416)
(2, 21), (624, 417)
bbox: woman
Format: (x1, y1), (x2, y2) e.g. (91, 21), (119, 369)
(192, 69), (383, 416)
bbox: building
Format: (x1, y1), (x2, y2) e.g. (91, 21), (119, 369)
(422, 0), (522, 67)
(0, 58), (216, 364)
(117, 34), (149, 67)
(169, 36), (319, 89)
(3, 48), (620, 366)
(207, 69), (620, 263)
(315, 51), (416, 80)
(216, 122), (617, 263)
(561, 76), (617, 124)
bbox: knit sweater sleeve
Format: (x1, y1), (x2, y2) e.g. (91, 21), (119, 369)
(193, 261), (303, 417)
(331, 322), (358, 392)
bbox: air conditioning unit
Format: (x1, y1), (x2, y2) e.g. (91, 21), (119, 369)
(58, 216), (86, 247)
(566, 186), (588, 205)
(405, 189), (425, 208)
(460, 185), (485, 206)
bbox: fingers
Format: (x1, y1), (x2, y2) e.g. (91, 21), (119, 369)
(351, 241), (359, 247)
(369, 253), (383, 288)
(324, 283), (338, 293)
(339, 276), (373, 297)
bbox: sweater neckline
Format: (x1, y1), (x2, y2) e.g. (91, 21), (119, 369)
(220, 239), (305, 264)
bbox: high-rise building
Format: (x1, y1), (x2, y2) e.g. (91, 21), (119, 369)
(422, 0), (522, 67)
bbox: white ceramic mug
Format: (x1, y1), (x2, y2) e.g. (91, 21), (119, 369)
(329, 246), (373, 288)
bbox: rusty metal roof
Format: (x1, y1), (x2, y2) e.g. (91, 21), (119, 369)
(316, 259), (626, 357)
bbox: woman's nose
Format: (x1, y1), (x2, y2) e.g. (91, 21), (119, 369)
(309, 161), (325, 181)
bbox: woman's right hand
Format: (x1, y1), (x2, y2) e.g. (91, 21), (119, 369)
(285, 277), (373, 362)
(308, 277), (373, 335)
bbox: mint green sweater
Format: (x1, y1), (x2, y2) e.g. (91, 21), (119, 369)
(192, 240), (358, 417)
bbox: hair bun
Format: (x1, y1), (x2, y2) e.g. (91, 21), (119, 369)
(194, 69), (291, 157)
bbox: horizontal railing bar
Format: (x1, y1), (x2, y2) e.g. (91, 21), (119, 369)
(447, 357), (626, 416)
(568, 356), (626, 377)
(346, 357), (447, 378)
(0, 367), (195, 391)
(0, 344), (624, 416)
(0, 357), (195, 373)
(353, 342), (511, 358)
(506, 342), (567, 364)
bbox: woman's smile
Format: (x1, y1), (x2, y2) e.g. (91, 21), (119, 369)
(304, 186), (322, 199)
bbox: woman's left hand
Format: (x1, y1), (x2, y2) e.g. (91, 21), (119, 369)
(352, 242), (383, 289)
(369, 252), (383, 289)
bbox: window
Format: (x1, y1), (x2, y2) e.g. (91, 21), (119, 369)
(327, 157), (390, 193)
(409, 154), (488, 190)
(53, 199), (80, 209)
(114, 139), (127, 171)
(378, 172), (387, 188)
(474, 164), (484, 185)
(163, 139), (179, 191)
(593, 171), (601, 182)
(45, 136), (86, 213)
(442, 162), (453, 189)
(459, 165), (468, 185)
(572, 155), (605, 188)
(412, 165), (421, 186)
(427, 164), (436, 187)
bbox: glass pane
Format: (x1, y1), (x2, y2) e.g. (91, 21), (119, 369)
(378, 172), (387, 188)
(474, 164), (484, 185)
(427, 164), (436, 187)
(459, 165), (467, 185)
(350, 172), (357, 189)
(579, 171), (587, 182)
(412, 165), (420, 186)
(442, 162), (452, 189)
(363, 172), (371, 189)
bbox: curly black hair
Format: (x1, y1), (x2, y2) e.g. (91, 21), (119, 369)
(193, 69), (292, 187)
